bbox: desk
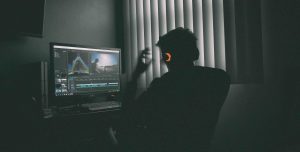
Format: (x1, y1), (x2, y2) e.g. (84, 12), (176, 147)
(41, 107), (121, 152)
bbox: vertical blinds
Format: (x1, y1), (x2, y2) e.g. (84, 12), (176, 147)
(124, 0), (226, 88)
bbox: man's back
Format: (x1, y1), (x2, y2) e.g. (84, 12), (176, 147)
(127, 66), (230, 152)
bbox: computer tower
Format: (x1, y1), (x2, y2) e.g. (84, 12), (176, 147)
(23, 61), (49, 108)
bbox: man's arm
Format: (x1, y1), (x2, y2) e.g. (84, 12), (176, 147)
(114, 48), (152, 150)
(122, 48), (152, 110)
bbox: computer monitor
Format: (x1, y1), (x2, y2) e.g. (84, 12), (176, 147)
(49, 43), (121, 106)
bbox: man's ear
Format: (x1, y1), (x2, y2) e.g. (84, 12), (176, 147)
(165, 52), (172, 62)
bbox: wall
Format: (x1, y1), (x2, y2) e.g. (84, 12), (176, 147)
(212, 0), (300, 152)
(0, 0), (120, 113)
(0, 0), (118, 69)
(0, 0), (120, 150)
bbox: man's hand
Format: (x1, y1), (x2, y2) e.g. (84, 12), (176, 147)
(133, 48), (152, 78)
(123, 48), (152, 105)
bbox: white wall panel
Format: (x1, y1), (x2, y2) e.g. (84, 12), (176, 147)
(159, 0), (169, 74)
(136, 0), (147, 89)
(124, 0), (132, 80)
(151, 0), (161, 78)
(213, 0), (226, 70)
(175, 0), (184, 28)
(129, 0), (138, 74)
(203, 0), (215, 67)
(166, 0), (176, 31)
(184, 0), (194, 31)
(193, 0), (205, 66)
(144, 0), (153, 86)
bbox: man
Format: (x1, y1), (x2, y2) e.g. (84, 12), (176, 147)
(117, 27), (230, 152)
(90, 58), (99, 74)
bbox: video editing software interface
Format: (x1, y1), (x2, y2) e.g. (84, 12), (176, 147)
(52, 44), (120, 97)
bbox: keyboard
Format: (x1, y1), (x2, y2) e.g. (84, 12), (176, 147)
(82, 101), (121, 111)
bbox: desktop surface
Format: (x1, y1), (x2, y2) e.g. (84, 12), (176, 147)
(43, 100), (121, 118)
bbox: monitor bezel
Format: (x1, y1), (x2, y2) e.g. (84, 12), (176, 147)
(49, 42), (122, 106)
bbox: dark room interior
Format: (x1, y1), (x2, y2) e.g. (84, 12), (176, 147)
(0, 0), (299, 152)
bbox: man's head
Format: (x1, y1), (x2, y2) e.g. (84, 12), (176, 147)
(94, 58), (99, 63)
(156, 27), (199, 70)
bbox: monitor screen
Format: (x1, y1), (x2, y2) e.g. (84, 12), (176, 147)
(50, 43), (121, 97)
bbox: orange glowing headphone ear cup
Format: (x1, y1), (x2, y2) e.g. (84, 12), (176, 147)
(165, 52), (172, 62)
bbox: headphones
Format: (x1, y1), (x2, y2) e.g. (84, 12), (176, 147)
(162, 51), (172, 63)
(161, 47), (199, 63)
